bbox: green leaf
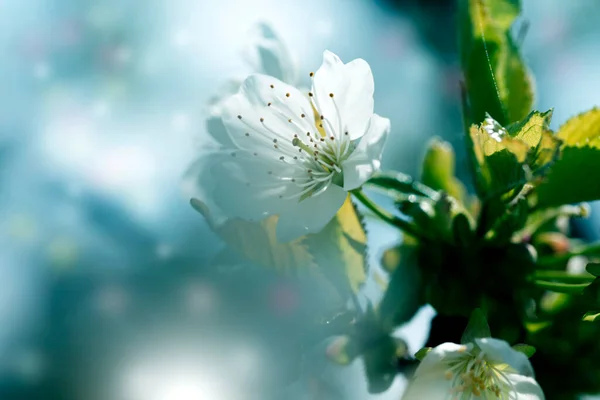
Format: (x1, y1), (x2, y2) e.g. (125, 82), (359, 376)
(378, 245), (423, 331)
(304, 197), (368, 297)
(414, 347), (432, 361)
(583, 278), (600, 305)
(488, 197), (529, 243)
(503, 37), (534, 123)
(461, 308), (491, 344)
(583, 311), (600, 322)
(459, 0), (532, 127)
(191, 196), (367, 303)
(362, 334), (398, 394)
(352, 306), (402, 394)
(191, 198), (315, 274)
(421, 138), (467, 202)
(512, 343), (536, 358)
(469, 122), (527, 198)
(398, 198), (440, 241)
(476, 197), (506, 237)
(587, 263), (600, 277)
(556, 107), (600, 147)
(468, 111), (559, 199)
(534, 108), (600, 208)
(453, 213), (474, 246)
(535, 146), (600, 208)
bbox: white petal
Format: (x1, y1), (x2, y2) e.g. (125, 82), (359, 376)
(506, 373), (546, 400)
(193, 150), (299, 223)
(401, 365), (453, 400)
(341, 114), (389, 190)
(220, 74), (318, 160)
(276, 185), (347, 242)
(207, 79), (243, 117)
(311, 50), (374, 140)
(205, 115), (236, 148)
(414, 342), (472, 377)
(242, 22), (297, 85)
(476, 338), (534, 377)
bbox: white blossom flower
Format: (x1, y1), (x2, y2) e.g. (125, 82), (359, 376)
(402, 338), (545, 400)
(191, 50), (389, 242)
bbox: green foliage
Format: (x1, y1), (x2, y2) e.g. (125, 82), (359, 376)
(535, 146), (600, 208)
(452, 213), (475, 246)
(556, 107), (600, 146)
(357, 306), (407, 394)
(190, 196), (367, 303)
(366, 171), (439, 200)
(461, 308), (491, 344)
(326, 305), (409, 394)
(414, 347), (432, 361)
(459, 0), (533, 127)
(583, 312), (600, 322)
(378, 244), (423, 331)
(467, 110), (558, 200)
(192, 0), (600, 397)
(534, 108), (600, 208)
(304, 197), (369, 297)
(512, 343), (536, 358)
(587, 263), (600, 277)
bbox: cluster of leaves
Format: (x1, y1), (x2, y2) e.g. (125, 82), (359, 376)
(319, 0), (600, 396)
(349, 0), (600, 398)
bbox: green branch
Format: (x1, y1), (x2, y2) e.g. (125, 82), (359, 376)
(351, 189), (424, 240)
(532, 270), (595, 284)
(537, 242), (600, 266)
(365, 172), (439, 201)
(533, 280), (589, 294)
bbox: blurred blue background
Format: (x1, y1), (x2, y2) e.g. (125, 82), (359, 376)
(0, 0), (599, 399)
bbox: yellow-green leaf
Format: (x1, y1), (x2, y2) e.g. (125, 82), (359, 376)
(583, 311), (600, 322)
(512, 343), (536, 358)
(191, 198), (315, 275)
(556, 107), (600, 147)
(304, 196), (368, 296)
(469, 122), (527, 197)
(533, 108), (600, 208)
(414, 347), (432, 361)
(468, 111), (560, 199)
(190, 197), (367, 303)
(508, 109), (552, 145)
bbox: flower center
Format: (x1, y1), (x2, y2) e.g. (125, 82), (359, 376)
(233, 79), (354, 201)
(444, 347), (513, 399)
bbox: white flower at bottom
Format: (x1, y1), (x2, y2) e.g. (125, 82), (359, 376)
(402, 338), (545, 400)
(193, 50), (389, 242)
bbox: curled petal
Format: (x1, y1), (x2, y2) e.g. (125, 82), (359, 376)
(476, 338), (535, 377)
(505, 373), (546, 400)
(341, 114), (389, 190)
